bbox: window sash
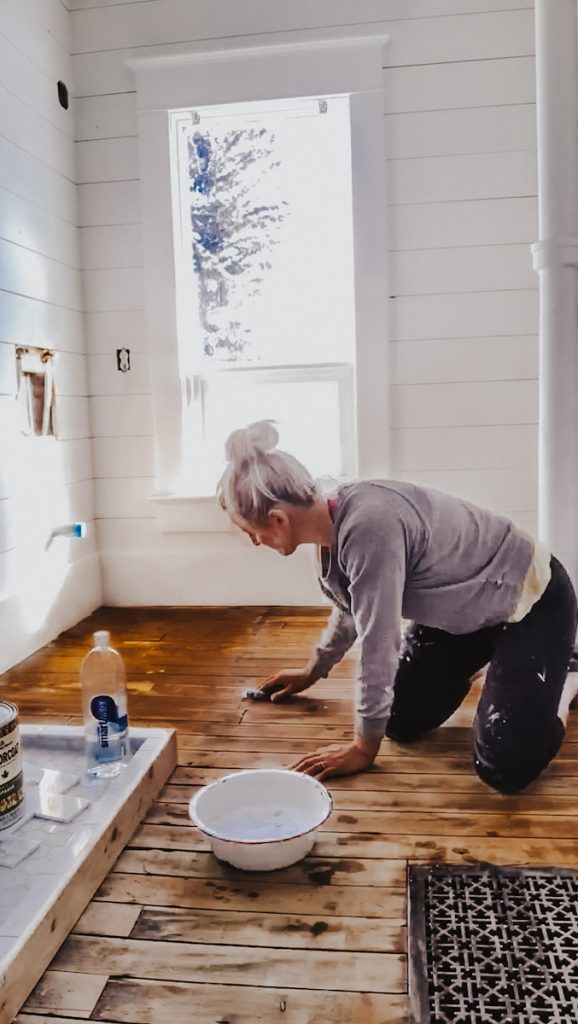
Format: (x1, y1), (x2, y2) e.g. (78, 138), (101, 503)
(179, 361), (356, 494)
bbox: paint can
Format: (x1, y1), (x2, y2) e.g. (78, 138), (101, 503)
(0, 701), (24, 829)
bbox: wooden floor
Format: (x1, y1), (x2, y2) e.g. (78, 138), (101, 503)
(4, 606), (578, 1024)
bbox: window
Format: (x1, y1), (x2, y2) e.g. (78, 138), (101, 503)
(130, 33), (389, 529)
(170, 96), (357, 494)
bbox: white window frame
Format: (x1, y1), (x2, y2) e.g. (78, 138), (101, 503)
(129, 31), (390, 531)
(191, 362), (357, 490)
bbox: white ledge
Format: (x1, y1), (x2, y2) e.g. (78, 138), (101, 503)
(126, 28), (390, 72)
(149, 493), (233, 533)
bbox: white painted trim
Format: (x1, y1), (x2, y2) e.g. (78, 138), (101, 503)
(149, 494), (232, 533)
(132, 33), (391, 528)
(532, 0), (578, 585)
(100, 544), (326, 607)
(127, 31), (391, 73)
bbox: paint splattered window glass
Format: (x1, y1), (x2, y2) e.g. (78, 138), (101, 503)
(171, 96), (356, 493)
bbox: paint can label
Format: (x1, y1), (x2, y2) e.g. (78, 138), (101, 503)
(0, 701), (24, 829)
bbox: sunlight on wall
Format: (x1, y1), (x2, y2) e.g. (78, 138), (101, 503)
(4, 436), (76, 632)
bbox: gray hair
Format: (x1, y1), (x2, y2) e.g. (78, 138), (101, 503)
(217, 420), (317, 523)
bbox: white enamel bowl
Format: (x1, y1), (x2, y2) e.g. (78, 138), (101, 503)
(188, 768), (333, 871)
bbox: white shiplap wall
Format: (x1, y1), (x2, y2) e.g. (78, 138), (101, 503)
(0, 0), (101, 672)
(70, 0), (539, 605)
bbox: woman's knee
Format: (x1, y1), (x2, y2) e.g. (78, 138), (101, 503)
(473, 756), (534, 794)
(385, 720), (427, 745)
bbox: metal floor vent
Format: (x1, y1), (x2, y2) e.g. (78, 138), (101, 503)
(409, 865), (578, 1024)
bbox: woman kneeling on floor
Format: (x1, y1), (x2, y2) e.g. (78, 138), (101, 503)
(217, 420), (578, 794)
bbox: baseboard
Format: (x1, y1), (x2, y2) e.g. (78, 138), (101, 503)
(100, 543), (325, 606)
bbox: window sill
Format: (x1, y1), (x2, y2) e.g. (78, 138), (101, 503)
(149, 493), (232, 533)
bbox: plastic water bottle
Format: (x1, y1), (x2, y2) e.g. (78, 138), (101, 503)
(81, 631), (129, 777)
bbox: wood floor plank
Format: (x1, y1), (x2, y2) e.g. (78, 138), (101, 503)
(145, 800), (578, 839)
(73, 902), (143, 939)
(112, 847), (406, 887)
(90, 976), (406, 1024)
(130, 905), (405, 953)
(128, 822), (578, 866)
(20, 970), (108, 1018)
(161, 778), (578, 815)
(171, 763), (578, 794)
(96, 872), (406, 919)
(52, 934), (406, 994)
(170, 747), (578, 775)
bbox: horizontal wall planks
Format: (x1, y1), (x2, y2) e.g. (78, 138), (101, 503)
(394, 464), (536, 510)
(391, 379), (536, 428)
(84, 309), (147, 353)
(0, 81), (75, 181)
(94, 476), (155, 520)
(74, 94), (137, 142)
(92, 435), (154, 479)
(76, 137), (140, 184)
(390, 424), (537, 472)
(89, 394), (154, 436)
(390, 245), (536, 295)
(0, 239), (82, 311)
(0, 137), (76, 224)
(88, 350), (150, 397)
(77, 181), (141, 227)
(382, 56), (535, 114)
(1, 0), (71, 79)
(390, 337), (538, 385)
(70, 5), (533, 59)
(390, 198), (537, 250)
(0, 291), (84, 352)
(0, 341), (16, 395)
(385, 105), (536, 160)
(390, 291), (538, 341)
(0, 188), (80, 268)
(388, 151), (537, 207)
(0, 31), (72, 138)
(68, 0), (533, 15)
(80, 224), (143, 270)
(83, 267), (144, 313)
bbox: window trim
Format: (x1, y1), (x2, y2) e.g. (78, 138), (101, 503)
(129, 31), (390, 532)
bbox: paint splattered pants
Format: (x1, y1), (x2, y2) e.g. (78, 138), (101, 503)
(385, 556), (577, 794)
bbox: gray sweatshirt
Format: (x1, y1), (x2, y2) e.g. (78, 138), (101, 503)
(311, 481), (534, 740)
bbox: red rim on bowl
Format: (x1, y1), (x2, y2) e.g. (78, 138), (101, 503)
(188, 769), (333, 846)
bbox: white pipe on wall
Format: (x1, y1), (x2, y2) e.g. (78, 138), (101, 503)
(532, 0), (578, 585)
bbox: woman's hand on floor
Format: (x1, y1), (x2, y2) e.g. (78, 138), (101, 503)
(291, 739), (381, 781)
(260, 667), (317, 702)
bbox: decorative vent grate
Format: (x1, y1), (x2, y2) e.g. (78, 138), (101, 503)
(409, 865), (578, 1024)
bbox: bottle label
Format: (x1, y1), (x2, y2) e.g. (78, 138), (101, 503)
(90, 693), (128, 749)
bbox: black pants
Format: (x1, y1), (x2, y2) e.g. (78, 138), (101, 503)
(385, 557), (578, 793)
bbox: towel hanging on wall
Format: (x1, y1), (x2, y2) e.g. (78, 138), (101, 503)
(15, 347), (56, 437)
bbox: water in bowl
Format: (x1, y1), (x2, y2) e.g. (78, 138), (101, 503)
(212, 803), (307, 842)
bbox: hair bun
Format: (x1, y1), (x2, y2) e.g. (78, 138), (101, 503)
(225, 420), (279, 462)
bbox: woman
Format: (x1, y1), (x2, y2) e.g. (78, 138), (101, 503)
(217, 420), (578, 793)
